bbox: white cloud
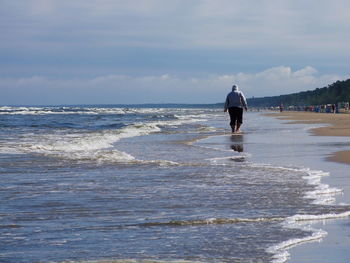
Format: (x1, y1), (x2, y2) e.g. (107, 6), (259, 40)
(1, 66), (347, 105)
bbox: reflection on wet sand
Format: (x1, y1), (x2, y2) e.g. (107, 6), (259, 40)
(230, 134), (244, 153)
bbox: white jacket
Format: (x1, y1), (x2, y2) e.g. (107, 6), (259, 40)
(224, 86), (247, 110)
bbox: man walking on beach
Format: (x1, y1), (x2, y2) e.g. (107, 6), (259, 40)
(224, 84), (248, 133)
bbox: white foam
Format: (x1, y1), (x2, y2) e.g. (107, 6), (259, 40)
(287, 211), (350, 224)
(246, 164), (350, 262)
(267, 204), (350, 263)
(126, 108), (166, 114)
(1, 119), (190, 165)
(267, 229), (327, 263)
(0, 106), (218, 118)
(88, 150), (137, 164)
(12, 122), (161, 161)
(141, 159), (180, 166)
(206, 155), (251, 165)
(268, 211), (350, 263)
(302, 169), (343, 205)
(174, 114), (208, 122)
(245, 165), (344, 205)
(0, 106), (166, 115)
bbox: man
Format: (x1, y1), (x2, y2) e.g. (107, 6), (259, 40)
(224, 84), (248, 133)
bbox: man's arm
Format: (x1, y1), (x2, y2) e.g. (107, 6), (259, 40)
(224, 95), (229, 112)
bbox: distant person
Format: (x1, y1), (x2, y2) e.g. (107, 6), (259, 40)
(332, 104), (335, 114)
(279, 103), (284, 112)
(224, 84), (248, 133)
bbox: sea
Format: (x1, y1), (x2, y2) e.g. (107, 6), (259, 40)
(1, 105), (350, 263)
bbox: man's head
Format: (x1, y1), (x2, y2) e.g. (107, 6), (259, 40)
(232, 84), (238, 91)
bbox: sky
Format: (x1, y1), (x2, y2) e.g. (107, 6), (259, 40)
(1, 0), (350, 105)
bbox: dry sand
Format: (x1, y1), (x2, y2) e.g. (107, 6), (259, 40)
(265, 111), (350, 165)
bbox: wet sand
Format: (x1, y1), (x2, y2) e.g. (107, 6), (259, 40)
(266, 111), (350, 263)
(288, 217), (350, 263)
(265, 111), (350, 165)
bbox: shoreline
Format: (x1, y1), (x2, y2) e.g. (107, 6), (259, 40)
(266, 111), (350, 263)
(264, 111), (350, 165)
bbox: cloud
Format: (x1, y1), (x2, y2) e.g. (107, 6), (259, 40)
(0, 1), (349, 105)
(1, 66), (347, 105)
(2, 0), (350, 51)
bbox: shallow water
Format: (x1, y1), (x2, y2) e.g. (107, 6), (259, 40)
(1, 106), (350, 263)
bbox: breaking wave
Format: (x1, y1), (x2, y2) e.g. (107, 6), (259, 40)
(0, 106), (218, 117)
(0, 119), (191, 165)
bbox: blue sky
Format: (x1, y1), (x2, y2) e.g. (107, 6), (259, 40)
(1, 0), (349, 105)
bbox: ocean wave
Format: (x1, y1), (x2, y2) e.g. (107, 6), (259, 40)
(76, 150), (180, 166)
(0, 119), (193, 165)
(140, 216), (284, 227)
(267, 210), (350, 263)
(79, 217), (285, 230)
(233, 163), (350, 263)
(208, 160), (348, 213)
(54, 259), (204, 263)
(302, 169), (343, 205)
(267, 228), (327, 263)
(247, 165), (344, 205)
(286, 211), (350, 224)
(4, 122), (159, 159)
(207, 155), (251, 164)
(0, 106), (217, 117)
(0, 106), (164, 115)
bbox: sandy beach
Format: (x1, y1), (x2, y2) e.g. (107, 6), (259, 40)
(265, 111), (350, 165)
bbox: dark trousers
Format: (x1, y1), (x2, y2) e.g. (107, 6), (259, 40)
(228, 107), (243, 127)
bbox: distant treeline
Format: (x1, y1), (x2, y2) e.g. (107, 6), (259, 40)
(247, 78), (350, 107)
